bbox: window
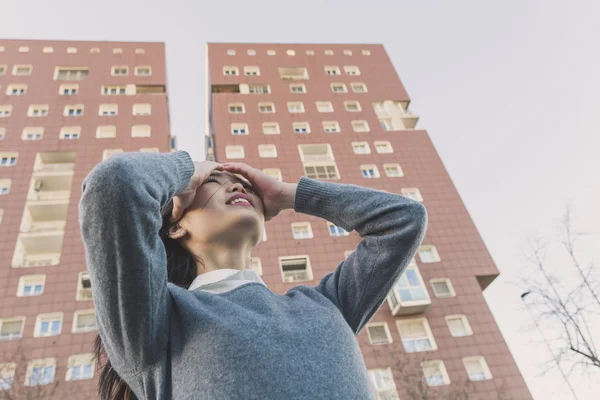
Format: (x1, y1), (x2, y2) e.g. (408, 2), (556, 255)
(139, 148), (159, 153)
(402, 188), (423, 202)
(226, 145), (245, 159)
(293, 122), (310, 134)
(0, 65), (5, 75)
(463, 356), (493, 381)
(387, 262), (430, 315)
(0, 128), (4, 141)
(306, 50), (314, 55)
(244, 66), (260, 76)
(99, 104), (118, 116)
(228, 122), (249, 136)
(0, 153), (18, 167)
(351, 82), (367, 93)
(422, 360), (451, 386)
(55, 67), (88, 81)
(229, 103), (245, 114)
(103, 149), (123, 161)
(0, 363), (16, 390)
(113, 48), (123, 54)
(250, 257), (263, 275)
(59, 84), (78, 95)
(25, 358), (56, 386)
(258, 102), (275, 113)
(322, 121), (340, 133)
(64, 104), (84, 116)
(290, 83), (306, 93)
(344, 65), (361, 75)
(13, 65), (33, 75)
(286, 49), (295, 56)
(362, 49), (371, 55)
(331, 83), (347, 93)
(0, 105), (12, 117)
(34, 313), (63, 337)
(316, 101), (333, 112)
(262, 122), (280, 135)
(396, 318), (437, 353)
(6, 84), (27, 96)
(18, 46), (30, 53)
(325, 49), (334, 55)
(66, 354), (94, 381)
(344, 101), (361, 112)
(352, 142), (371, 154)
(278, 67), (308, 80)
(96, 125), (116, 139)
(446, 315), (473, 337)
(344, 49), (352, 56)
(227, 49), (236, 56)
(298, 144), (339, 180)
(132, 125), (151, 138)
(133, 103), (151, 115)
(42, 46), (53, 52)
(324, 66), (341, 76)
(91, 47), (101, 54)
(328, 222), (349, 237)
(383, 164), (403, 177)
(267, 49), (276, 56)
(0, 317), (25, 341)
(366, 323), (393, 345)
(76, 272), (92, 301)
(418, 245), (440, 263)
(361, 165), (380, 178)
(367, 368), (399, 399)
(380, 118), (393, 131)
(135, 66), (152, 76)
(287, 102), (305, 113)
(27, 105), (49, 117)
(262, 168), (282, 181)
(60, 126), (81, 140)
(291, 222), (313, 239)
(248, 84), (270, 94)
(223, 66), (239, 76)
(21, 127), (44, 141)
(135, 48), (145, 54)
(72, 309), (97, 333)
(102, 85), (126, 95)
(258, 144), (277, 158)
(67, 47), (77, 54)
(431, 278), (456, 298)
(247, 49), (256, 56)
(279, 255), (313, 283)
(0, 179), (11, 195)
(111, 66), (129, 76)
(374, 141), (393, 154)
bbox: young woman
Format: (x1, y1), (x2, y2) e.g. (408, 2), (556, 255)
(79, 151), (427, 399)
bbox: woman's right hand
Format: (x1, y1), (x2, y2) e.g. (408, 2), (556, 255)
(171, 160), (221, 222)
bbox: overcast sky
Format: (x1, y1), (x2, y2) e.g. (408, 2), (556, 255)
(2, 1), (599, 399)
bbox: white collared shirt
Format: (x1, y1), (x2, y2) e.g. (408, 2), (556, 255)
(187, 268), (267, 294)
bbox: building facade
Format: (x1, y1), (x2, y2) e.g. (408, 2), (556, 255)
(206, 43), (532, 400)
(0, 40), (174, 398)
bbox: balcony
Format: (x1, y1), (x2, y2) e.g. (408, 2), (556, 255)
(27, 174), (73, 201)
(400, 110), (419, 129)
(372, 101), (419, 130)
(20, 201), (68, 233)
(387, 263), (431, 316)
(12, 231), (64, 268)
(212, 84), (240, 94)
(33, 151), (75, 173)
(278, 67), (309, 80)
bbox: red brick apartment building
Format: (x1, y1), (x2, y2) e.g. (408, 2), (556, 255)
(0, 39), (174, 399)
(205, 43), (532, 400)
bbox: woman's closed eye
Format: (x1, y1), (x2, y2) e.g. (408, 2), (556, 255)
(204, 178), (255, 194)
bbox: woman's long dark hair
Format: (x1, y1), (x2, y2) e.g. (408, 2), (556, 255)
(92, 199), (202, 399)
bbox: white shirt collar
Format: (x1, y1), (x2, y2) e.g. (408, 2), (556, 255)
(188, 268), (266, 294)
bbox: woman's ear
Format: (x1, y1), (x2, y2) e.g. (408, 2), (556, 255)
(167, 223), (188, 240)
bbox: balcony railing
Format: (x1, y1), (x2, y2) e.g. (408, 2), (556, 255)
(27, 190), (70, 201)
(22, 220), (66, 233)
(34, 162), (75, 173)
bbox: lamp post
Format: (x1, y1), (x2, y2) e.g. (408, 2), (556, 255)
(520, 291), (579, 400)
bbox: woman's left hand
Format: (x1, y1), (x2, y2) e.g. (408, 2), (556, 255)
(217, 162), (297, 221)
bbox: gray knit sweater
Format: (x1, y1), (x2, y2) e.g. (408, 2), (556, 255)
(78, 151), (427, 400)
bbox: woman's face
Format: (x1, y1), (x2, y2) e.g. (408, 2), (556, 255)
(176, 171), (265, 246)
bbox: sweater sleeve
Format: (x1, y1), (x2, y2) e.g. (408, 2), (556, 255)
(294, 177), (427, 335)
(78, 151), (194, 375)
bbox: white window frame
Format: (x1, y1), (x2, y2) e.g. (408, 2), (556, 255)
(25, 358), (56, 387)
(59, 126), (81, 140)
(133, 103), (151, 115)
(0, 152), (19, 167)
(132, 125), (151, 138)
(374, 141), (393, 154)
(0, 105), (12, 117)
(286, 49), (295, 56)
(72, 309), (97, 333)
(344, 101), (362, 112)
(463, 356), (493, 381)
(360, 164), (380, 178)
(362, 49), (371, 55)
(76, 272), (92, 301)
(324, 66), (341, 76)
(64, 104), (84, 117)
(422, 360), (451, 386)
(387, 262), (431, 313)
(12, 65), (33, 76)
(54, 67), (89, 81)
(331, 83), (348, 93)
(325, 49), (334, 55)
(327, 222), (349, 237)
(134, 66), (152, 76)
(229, 103), (245, 114)
(293, 122), (310, 134)
(431, 278), (456, 298)
(287, 102), (305, 113)
(227, 49), (236, 56)
(262, 122), (280, 135)
(66, 354), (95, 381)
(380, 118), (393, 131)
(225, 145), (245, 159)
(343, 49), (352, 56)
(322, 121), (340, 133)
(17, 274), (46, 297)
(244, 66), (260, 76)
(258, 144), (277, 158)
(401, 187), (424, 202)
(99, 104), (118, 116)
(67, 47), (77, 54)
(0, 317), (25, 341)
(34, 313), (63, 337)
(383, 163), (403, 177)
(316, 101), (333, 112)
(112, 48), (123, 54)
(344, 65), (361, 75)
(231, 123), (249, 136)
(223, 66), (239, 76)
(111, 66), (129, 76)
(418, 245), (440, 263)
(367, 367), (399, 397)
(59, 84), (79, 95)
(248, 84), (270, 94)
(247, 49), (256, 56)
(27, 105), (49, 117)
(0, 179), (11, 195)
(289, 83), (306, 94)
(396, 318), (438, 353)
(103, 149), (123, 161)
(6, 84), (27, 96)
(258, 102), (275, 113)
(365, 322), (393, 345)
(0, 362), (16, 390)
(250, 257), (263, 276)
(352, 142), (371, 155)
(21, 127), (44, 141)
(96, 125), (116, 139)
(0, 65), (6, 75)
(101, 85), (126, 95)
(446, 315), (473, 337)
(351, 82), (368, 93)
(279, 255), (313, 283)
(291, 222), (313, 239)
